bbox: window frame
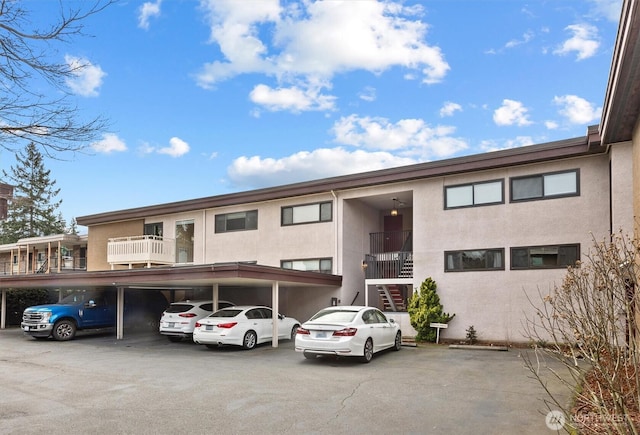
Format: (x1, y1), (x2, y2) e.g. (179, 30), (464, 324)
(281, 258), (333, 274)
(281, 201), (332, 226)
(510, 243), (580, 270)
(214, 210), (258, 233)
(510, 169), (580, 203)
(444, 248), (505, 272)
(444, 179), (504, 209)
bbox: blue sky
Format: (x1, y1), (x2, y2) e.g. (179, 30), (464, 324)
(4, 0), (623, 228)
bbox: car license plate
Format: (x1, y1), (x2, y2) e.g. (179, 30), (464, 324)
(168, 323), (174, 328)
(206, 325), (213, 331)
(315, 331), (327, 338)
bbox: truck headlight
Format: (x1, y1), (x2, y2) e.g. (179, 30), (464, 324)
(40, 312), (52, 323)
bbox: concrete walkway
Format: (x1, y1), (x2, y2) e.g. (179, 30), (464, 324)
(0, 328), (569, 434)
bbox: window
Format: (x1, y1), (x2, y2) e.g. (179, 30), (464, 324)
(215, 210), (258, 233)
(144, 222), (163, 237)
(510, 169), (579, 202)
(282, 202), (332, 225)
(445, 249), (504, 272)
(281, 258), (333, 274)
(510, 244), (579, 269)
(175, 220), (194, 263)
(445, 180), (503, 209)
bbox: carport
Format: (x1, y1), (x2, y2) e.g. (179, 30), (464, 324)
(0, 262), (341, 346)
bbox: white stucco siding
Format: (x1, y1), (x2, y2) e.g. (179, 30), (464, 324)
(410, 154), (613, 343)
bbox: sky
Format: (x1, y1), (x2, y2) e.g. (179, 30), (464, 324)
(1, 0), (624, 230)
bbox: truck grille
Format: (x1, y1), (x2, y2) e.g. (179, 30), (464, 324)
(23, 312), (44, 323)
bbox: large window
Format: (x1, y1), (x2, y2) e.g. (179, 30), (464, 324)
(282, 202), (332, 226)
(445, 248), (504, 272)
(215, 210), (258, 233)
(510, 244), (579, 269)
(144, 222), (163, 237)
(281, 258), (332, 274)
(175, 220), (194, 263)
(510, 169), (579, 202)
(445, 180), (503, 209)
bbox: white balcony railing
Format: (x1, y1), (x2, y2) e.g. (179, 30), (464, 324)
(107, 235), (175, 268)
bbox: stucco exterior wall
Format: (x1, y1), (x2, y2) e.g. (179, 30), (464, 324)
(86, 220), (144, 271)
(611, 142), (635, 234)
(410, 154), (612, 344)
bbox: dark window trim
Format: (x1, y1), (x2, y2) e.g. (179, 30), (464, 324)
(510, 243), (580, 270)
(444, 248), (505, 272)
(215, 210), (258, 233)
(509, 169), (580, 203)
(444, 179), (504, 210)
(281, 201), (333, 226)
(281, 257), (333, 273)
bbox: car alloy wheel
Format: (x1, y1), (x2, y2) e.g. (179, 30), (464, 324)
(243, 330), (257, 350)
(394, 331), (402, 351)
(361, 338), (373, 363)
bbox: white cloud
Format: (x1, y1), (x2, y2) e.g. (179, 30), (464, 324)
(91, 133), (127, 154)
(554, 24), (600, 61)
(249, 84), (336, 112)
(332, 115), (468, 159)
(493, 99), (533, 126)
(196, 0), (449, 101)
(157, 137), (190, 157)
(439, 102), (462, 117)
(138, 1), (162, 30)
(359, 86), (377, 102)
(588, 0), (622, 22)
(64, 55), (106, 97)
(545, 120), (559, 130)
(479, 136), (535, 152)
(227, 147), (416, 188)
(505, 30), (534, 49)
(553, 95), (602, 124)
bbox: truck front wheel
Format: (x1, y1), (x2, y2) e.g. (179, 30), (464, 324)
(52, 320), (76, 341)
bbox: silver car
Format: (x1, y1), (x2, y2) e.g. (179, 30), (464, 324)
(159, 300), (234, 342)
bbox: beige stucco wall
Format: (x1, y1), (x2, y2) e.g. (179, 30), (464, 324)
(86, 220), (144, 271)
(409, 153), (613, 344)
(611, 142), (635, 234)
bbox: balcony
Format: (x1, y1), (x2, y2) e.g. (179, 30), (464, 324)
(107, 235), (175, 269)
(363, 230), (413, 279)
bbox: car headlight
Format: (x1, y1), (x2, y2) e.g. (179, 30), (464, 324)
(40, 312), (52, 323)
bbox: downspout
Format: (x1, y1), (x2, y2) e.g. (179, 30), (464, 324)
(202, 210), (206, 263)
(331, 190), (338, 275)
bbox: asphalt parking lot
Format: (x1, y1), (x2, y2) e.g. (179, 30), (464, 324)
(0, 328), (568, 434)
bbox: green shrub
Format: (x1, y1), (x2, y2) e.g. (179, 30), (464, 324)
(6, 289), (52, 325)
(407, 277), (454, 342)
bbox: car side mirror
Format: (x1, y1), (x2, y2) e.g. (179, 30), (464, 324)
(278, 314), (284, 320)
(85, 300), (97, 308)
(389, 318), (396, 323)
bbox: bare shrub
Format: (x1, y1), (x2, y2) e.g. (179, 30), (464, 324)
(523, 231), (640, 434)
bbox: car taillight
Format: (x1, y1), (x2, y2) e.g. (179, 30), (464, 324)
(332, 328), (357, 337)
(179, 313), (197, 318)
(195, 322), (202, 328)
(296, 327), (310, 335)
(217, 322), (237, 329)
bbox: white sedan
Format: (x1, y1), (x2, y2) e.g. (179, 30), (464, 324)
(193, 306), (300, 350)
(295, 306), (402, 363)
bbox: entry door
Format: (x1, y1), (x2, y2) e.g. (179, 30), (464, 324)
(383, 215), (403, 252)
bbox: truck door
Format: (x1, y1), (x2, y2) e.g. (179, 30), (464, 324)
(80, 292), (115, 327)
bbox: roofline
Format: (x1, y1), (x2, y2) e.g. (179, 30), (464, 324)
(77, 133), (603, 226)
(0, 262), (342, 289)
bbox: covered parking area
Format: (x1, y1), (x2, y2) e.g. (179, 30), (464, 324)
(0, 262), (341, 345)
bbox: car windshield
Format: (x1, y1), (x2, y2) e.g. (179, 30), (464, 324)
(165, 304), (194, 313)
(209, 309), (242, 318)
(309, 309), (358, 323)
(59, 292), (98, 304)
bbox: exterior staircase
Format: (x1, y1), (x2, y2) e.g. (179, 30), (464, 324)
(398, 254), (413, 278)
(377, 284), (406, 311)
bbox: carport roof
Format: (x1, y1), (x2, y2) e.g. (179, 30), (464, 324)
(0, 262), (342, 290)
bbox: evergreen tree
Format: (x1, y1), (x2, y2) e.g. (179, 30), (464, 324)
(407, 277), (455, 342)
(0, 143), (65, 243)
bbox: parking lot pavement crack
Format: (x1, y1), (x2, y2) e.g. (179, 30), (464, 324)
(335, 379), (368, 418)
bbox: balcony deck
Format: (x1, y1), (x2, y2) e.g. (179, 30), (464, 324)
(107, 235), (175, 269)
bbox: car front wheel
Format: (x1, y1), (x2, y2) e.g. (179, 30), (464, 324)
(242, 330), (257, 350)
(360, 338), (373, 363)
(394, 331), (402, 351)
(52, 319), (76, 341)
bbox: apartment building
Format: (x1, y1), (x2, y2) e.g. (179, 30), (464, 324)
(0, 0), (639, 344)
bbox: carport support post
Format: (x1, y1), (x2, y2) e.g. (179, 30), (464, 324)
(1, 289), (6, 329)
(212, 283), (219, 311)
(116, 286), (124, 340)
(272, 281), (279, 348)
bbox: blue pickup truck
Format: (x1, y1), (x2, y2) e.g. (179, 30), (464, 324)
(21, 289), (167, 341)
